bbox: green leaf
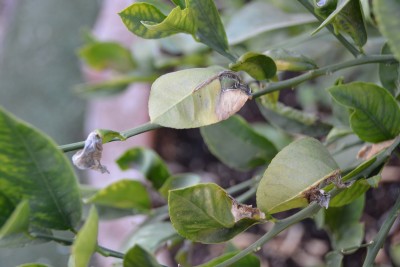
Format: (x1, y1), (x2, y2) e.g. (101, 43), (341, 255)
(251, 123), (293, 150)
(379, 43), (400, 97)
(172, 0), (186, 9)
(0, 192), (15, 227)
(0, 200), (29, 239)
(197, 251), (260, 267)
(329, 179), (370, 207)
(200, 115), (278, 171)
(119, 0), (229, 57)
(325, 251), (343, 267)
(325, 195), (365, 250)
(149, 67), (250, 129)
(68, 206), (98, 267)
(117, 148), (170, 189)
(123, 245), (161, 267)
(264, 49), (318, 72)
(187, 0), (229, 57)
(313, 0), (368, 48)
(75, 75), (156, 98)
(374, 0), (400, 61)
(84, 179), (151, 211)
(226, 2), (316, 44)
(78, 41), (136, 72)
(122, 222), (177, 253)
(256, 137), (339, 214)
(142, 6), (195, 36)
(229, 52), (277, 80)
(0, 107), (81, 230)
(329, 82), (400, 143)
(119, 3), (169, 39)
(158, 173), (201, 199)
(326, 127), (353, 144)
(257, 101), (331, 137)
(169, 183), (264, 243)
(95, 129), (126, 143)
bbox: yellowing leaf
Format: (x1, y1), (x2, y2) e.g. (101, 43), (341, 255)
(149, 67), (251, 129)
(256, 138), (339, 214)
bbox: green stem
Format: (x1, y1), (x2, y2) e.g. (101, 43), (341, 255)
(214, 203), (321, 267)
(31, 233), (125, 259)
(214, 137), (400, 267)
(362, 194), (400, 267)
(59, 122), (162, 153)
(226, 176), (260, 195)
(96, 246), (125, 259)
(296, 0), (361, 57)
(252, 54), (398, 98)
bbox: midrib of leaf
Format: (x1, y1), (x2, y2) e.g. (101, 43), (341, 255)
(173, 192), (233, 228)
(344, 93), (394, 139)
(5, 115), (70, 228)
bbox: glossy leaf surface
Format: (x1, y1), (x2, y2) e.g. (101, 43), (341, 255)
(0, 108), (81, 230)
(200, 115), (277, 171)
(257, 138), (339, 214)
(329, 82), (400, 143)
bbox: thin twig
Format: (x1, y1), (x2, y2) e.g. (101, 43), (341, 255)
(252, 54), (398, 98)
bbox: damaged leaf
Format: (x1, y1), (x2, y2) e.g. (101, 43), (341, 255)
(149, 67), (251, 129)
(256, 138), (340, 214)
(169, 183), (264, 243)
(72, 132), (109, 174)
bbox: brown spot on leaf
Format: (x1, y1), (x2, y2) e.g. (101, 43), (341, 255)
(230, 197), (265, 222)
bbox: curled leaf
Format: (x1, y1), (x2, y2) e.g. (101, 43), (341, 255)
(72, 132), (109, 174)
(149, 67), (251, 129)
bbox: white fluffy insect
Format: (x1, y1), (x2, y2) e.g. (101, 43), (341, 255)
(72, 132), (109, 174)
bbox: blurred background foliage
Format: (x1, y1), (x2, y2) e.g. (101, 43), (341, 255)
(0, 0), (397, 266)
(0, 0), (99, 266)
